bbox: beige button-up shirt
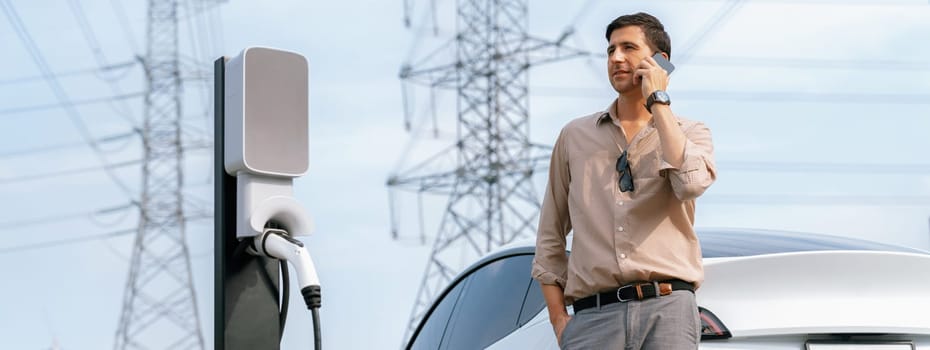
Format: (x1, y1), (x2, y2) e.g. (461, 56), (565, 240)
(531, 100), (717, 304)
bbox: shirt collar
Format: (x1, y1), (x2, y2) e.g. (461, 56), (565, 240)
(595, 99), (619, 127)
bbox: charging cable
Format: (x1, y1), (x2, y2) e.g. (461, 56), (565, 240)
(250, 227), (322, 350)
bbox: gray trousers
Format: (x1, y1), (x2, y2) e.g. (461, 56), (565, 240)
(559, 290), (700, 350)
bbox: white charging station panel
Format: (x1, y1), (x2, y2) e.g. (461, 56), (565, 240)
(225, 47), (309, 177)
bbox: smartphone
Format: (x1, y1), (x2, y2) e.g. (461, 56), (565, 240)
(652, 52), (675, 75)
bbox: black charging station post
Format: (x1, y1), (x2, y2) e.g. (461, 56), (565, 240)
(214, 57), (282, 350)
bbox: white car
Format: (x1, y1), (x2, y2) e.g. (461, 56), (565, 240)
(405, 228), (930, 350)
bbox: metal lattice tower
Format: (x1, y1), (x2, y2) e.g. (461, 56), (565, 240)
(389, 0), (585, 342)
(114, 0), (204, 349)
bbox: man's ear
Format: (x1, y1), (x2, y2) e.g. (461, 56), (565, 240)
(649, 49), (671, 61)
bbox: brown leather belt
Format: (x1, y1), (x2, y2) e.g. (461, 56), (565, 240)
(572, 279), (694, 313)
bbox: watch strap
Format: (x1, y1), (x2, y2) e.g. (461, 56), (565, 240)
(645, 90), (670, 112)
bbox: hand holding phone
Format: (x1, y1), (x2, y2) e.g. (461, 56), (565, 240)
(638, 52), (674, 100)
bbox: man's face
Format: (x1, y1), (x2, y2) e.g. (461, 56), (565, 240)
(607, 25), (653, 94)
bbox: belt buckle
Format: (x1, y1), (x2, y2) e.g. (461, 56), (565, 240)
(616, 285), (635, 303)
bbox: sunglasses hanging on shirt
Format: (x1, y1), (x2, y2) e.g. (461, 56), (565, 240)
(616, 150), (634, 192)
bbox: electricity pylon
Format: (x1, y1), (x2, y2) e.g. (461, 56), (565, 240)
(389, 0), (586, 342)
(114, 1), (204, 349)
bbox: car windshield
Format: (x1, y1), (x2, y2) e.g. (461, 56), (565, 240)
(698, 229), (929, 258)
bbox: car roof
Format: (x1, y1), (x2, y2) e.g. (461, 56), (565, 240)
(471, 227), (927, 274)
(697, 227), (928, 258)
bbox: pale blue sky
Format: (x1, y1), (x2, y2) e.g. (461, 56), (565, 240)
(1, 0), (930, 349)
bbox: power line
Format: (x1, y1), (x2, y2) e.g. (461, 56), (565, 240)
(0, 228), (135, 255)
(183, 1), (207, 62)
(0, 0), (137, 198)
(0, 60), (136, 86)
(0, 203), (134, 231)
(181, 0), (212, 132)
(206, 1), (225, 57)
(686, 56), (930, 71)
(68, 0), (108, 70)
(565, 0), (597, 30)
(584, 53), (930, 71)
(530, 86), (930, 104)
(676, 0), (746, 65)
(677, 90), (930, 104)
(67, 0), (140, 126)
(0, 92), (143, 116)
(0, 130), (137, 159)
(108, 0), (140, 54)
(0, 159), (141, 185)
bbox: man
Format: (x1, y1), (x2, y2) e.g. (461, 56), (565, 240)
(531, 12), (717, 349)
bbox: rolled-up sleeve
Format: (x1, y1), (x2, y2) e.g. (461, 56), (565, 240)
(658, 122), (717, 201)
(532, 128), (572, 288)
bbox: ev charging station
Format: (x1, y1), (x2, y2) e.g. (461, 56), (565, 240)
(215, 47), (320, 350)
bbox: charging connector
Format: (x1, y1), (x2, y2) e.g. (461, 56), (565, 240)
(250, 228), (322, 349)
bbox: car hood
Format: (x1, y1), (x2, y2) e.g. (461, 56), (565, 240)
(697, 250), (930, 337)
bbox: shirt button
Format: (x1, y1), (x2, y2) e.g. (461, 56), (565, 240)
(620, 253), (627, 259)
(616, 226), (624, 232)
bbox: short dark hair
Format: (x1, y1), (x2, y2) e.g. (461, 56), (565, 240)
(605, 12), (671, 58)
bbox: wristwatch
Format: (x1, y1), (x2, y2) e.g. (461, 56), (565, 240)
(645, 90), (671, 112)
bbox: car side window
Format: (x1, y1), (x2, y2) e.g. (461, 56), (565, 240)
(410, 278), (468, 350)
(518, 276), (546, 327)
(440, 254), (535, 350)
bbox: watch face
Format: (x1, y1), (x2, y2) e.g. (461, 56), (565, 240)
(655, 90), (670, 103)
